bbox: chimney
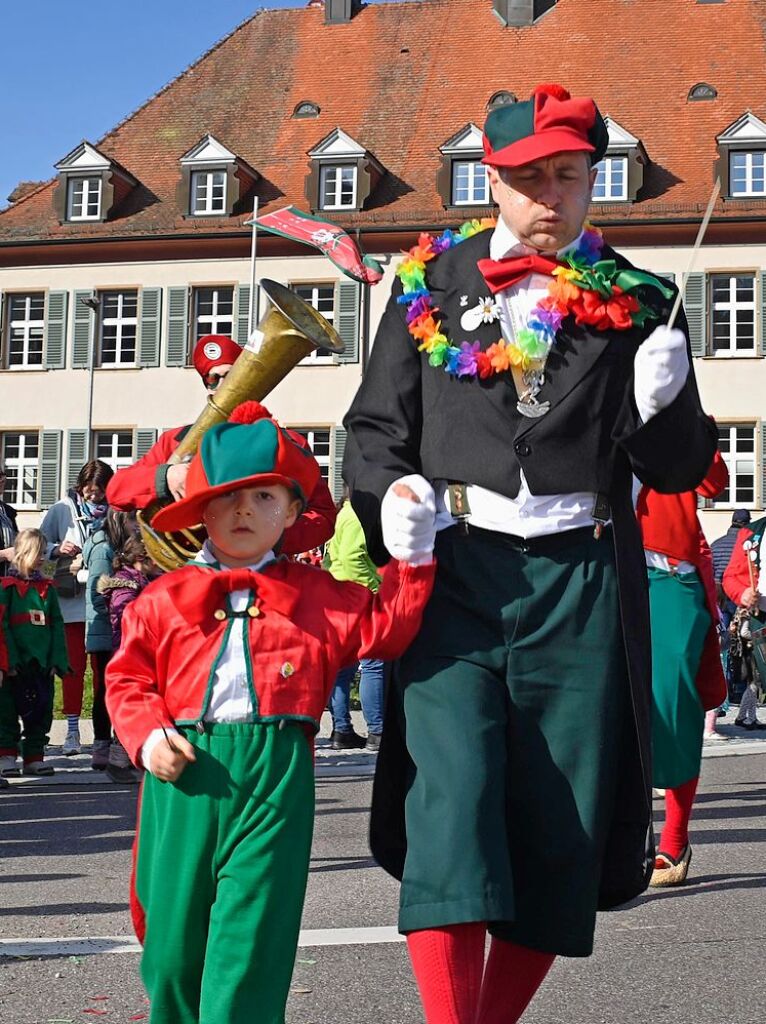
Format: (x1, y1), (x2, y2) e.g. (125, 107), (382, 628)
(325, 0), (362, 23)
(6, 180), (45, 204)
(492, 0), (557, 26)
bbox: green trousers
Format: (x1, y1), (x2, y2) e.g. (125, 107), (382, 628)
(396, 525), (629, 957)
(648, 568), (708, 789)
(136, 722), (315, 1024)
(0, 665), (54, 760)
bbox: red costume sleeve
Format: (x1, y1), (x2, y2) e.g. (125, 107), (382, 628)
(723, 527), (755, 606)
(279, 472), (337, 555)
(695, 449), (729, 500)
(105, 601), (176, 766)
(106, 429), (182, 511)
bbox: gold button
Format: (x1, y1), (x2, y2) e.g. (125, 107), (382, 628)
(247, 605), (261, 618)
(214, 609), (227, 621)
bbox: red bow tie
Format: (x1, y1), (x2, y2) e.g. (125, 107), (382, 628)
(477, 253), (561, 295)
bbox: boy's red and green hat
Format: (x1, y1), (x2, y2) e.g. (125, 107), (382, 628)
(152, 402), (320, 532)
(482, 83), (608, 168)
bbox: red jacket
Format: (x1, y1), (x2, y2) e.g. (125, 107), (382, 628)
(723, 516), (766, 607)
(636, 451), (728, 711)
(106, 557), (435, 765)
(106, 427), (337, 555)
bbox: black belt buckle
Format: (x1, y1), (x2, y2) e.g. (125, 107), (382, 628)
(591, 493), (610, 540)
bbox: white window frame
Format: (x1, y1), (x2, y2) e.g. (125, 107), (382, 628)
(592, 155), (628, 202)
(6, 293), (45, 369)
(291, 427), (331, 483)
(191, 169), (228, 215)
(94, 430), (135, 473)
(1, 431), (40, 508)
(710, 273), (757, 357)
(451, 160), (489, 206)
(319, 164), (357, 210)
(99, 291), (139, 367)
(193, 286), (235, 342)
(66, 176), (102, 221)
(292, 284), (337, 365)
(714, 424), (756, 509)
(729, 151), (766, 198)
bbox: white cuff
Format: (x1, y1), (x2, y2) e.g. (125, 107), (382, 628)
(141, 727), (179, 774)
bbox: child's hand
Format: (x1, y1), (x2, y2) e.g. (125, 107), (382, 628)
(150, 734), (196, 782)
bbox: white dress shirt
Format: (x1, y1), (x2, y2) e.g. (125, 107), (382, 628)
(434, 217), (601, 539)
(141, 543), (275, 772)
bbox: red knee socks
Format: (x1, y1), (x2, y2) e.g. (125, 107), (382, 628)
(407, 926), (554, 1024)
(407, 923), (486, 1024)
(476, 938), (555, 1024)
(658, 775), (699, 861)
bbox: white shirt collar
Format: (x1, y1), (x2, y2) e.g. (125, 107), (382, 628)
(197, 540), (275, 573)
(489, 216), (584, 262)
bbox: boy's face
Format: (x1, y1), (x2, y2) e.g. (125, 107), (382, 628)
(202, 484), (301, 567)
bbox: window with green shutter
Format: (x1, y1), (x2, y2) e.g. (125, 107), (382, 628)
(235, 283), (252, 346)
(5, 293), (45, 368)
(760, 271), (766, 356)
(139, 288), (162, 367)
(135, 428), (158, 458)
(336, 280), (360, 362)
(66, 429), (89, 491)
(45, 291), (68, 369)
(72, 291), (95, 368)
(166, 286), (190, 366)
(39, 430), (62, 509)
(332, 426), (347, 501)
(684, 272), (707, 357)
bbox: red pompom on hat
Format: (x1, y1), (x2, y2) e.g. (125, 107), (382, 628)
(228, 401), (273, 425)
(192, 334), (243, 379)
(533, 83), (571, 102)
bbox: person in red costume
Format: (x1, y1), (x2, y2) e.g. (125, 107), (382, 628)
(636, 450), (729, 886)
(105, 334), (337, 555)
(722, 512), (766, 729)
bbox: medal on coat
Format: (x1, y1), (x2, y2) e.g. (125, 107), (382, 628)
(505, 299), (552, 418)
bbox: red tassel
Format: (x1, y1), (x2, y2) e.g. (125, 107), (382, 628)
(533, 83), (571, 102)
(229, 401), (273, 425)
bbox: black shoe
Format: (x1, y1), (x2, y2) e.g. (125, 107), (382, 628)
(365, 732), (382, 752)
(742, 721), (766, 731)
(330, 730), (367, 750)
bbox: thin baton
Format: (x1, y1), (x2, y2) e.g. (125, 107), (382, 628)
(666, 177), (721, 331)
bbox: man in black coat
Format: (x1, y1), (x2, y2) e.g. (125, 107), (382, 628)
(344, 83), (717, 1024)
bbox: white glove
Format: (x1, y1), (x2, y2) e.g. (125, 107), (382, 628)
(633, 325), (689, 423)
(381, 474), (436, 565)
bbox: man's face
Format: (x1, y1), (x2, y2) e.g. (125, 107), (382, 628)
(203, 363), (234, 394)
(203, 484), (301, 567)
(487, 152), (597, 252)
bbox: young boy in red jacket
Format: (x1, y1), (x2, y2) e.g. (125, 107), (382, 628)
(106, 402), (435, 1024)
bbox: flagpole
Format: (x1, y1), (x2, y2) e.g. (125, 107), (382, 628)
(248, 196), (259, 335)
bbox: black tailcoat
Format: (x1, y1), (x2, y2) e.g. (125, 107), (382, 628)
(343, 229), (717, 908)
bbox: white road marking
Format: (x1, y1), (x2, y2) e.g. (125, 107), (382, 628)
(0, 926), (404, 959)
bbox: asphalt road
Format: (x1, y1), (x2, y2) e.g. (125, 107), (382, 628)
(2, 751), (765, 1024)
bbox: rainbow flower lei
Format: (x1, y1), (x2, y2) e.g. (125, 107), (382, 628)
(396, 219), (668, 380)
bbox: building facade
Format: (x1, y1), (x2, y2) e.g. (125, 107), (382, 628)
(1, 0), (765, 540)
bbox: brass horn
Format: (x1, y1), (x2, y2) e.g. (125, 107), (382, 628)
(137, 279), (344, 571)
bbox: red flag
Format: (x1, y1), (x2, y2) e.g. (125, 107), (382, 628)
(252, 207), (383, 285)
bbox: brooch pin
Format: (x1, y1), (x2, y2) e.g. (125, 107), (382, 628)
(280, 662), (295, 678)
(459, 295), (469, 307)
(460, 296), (502, 332)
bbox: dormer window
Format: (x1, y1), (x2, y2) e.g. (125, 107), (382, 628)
(307, 128), (383, 213)
(54, 142), (136, 225)
(179, 134), (259, 218)
(591, 117), (647, 204)
(294, 100), (320, 119)
(67, 176), (102, 220)
(717, 113), (766, 199)
(438, 124), (490, 209)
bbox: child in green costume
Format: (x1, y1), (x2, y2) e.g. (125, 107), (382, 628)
(106, 402), (436, 1024)
(0, 528), (69, 777)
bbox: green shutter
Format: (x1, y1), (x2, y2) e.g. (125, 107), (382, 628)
(72, 290), (95, 368)
(235, 284), (251, 346)
(45, 290), (68, 370)
(332, 425), (347, 502)
(760, 272), (766, 357)
(135, 428), (157, 458)
(166, 286), (189, 366)
(684, 273), (707, 358)
(336, 281), (360, 362)
(67, 429), (89, 491)
(139, 287), (162, 367)
(0, 292), (4, 366)
(39, 430), (62, 509)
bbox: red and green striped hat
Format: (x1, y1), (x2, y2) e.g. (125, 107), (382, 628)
(482, 83), (608, 169)
(152, 402), (320, 532)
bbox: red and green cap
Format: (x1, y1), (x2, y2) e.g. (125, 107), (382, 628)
(152, 402), (320, 532)
(482, 83), (608, 169)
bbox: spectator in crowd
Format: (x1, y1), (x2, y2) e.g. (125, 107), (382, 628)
(324, 493), (385, 751)
(712, 509), (751, 586)
(83, 508), (136, 771)
(40, 459), (113, 756)
(711, 509), (751, 709)
(723, 517), (766, 729)
(0, 529), (69, 777)
(0, 463), (19, 577)
(105, 336), (337, 557)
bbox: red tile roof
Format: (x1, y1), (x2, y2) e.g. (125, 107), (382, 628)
(2, 0), (766, 245)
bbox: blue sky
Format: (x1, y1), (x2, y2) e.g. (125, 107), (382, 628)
(1, 1), (379, 208)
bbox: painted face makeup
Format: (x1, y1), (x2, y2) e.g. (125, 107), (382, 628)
(203, 485), (301, 568)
